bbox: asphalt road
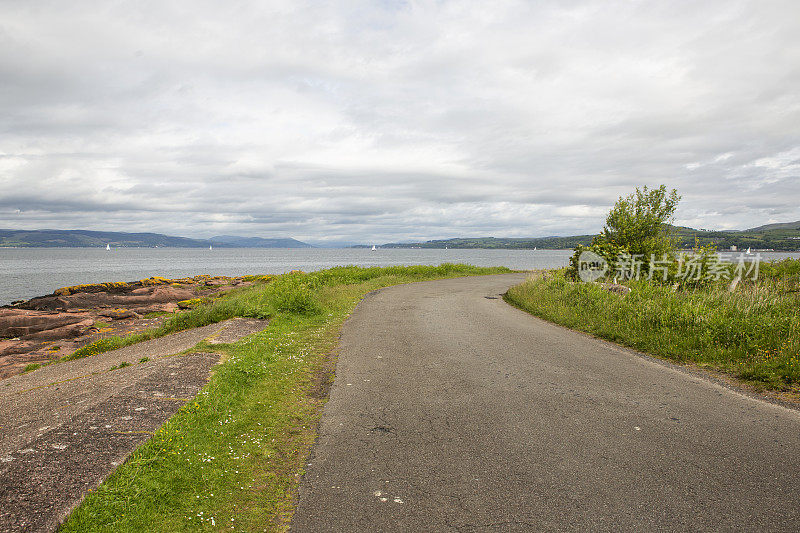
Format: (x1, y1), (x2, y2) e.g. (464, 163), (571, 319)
(292, 273), (800, 532)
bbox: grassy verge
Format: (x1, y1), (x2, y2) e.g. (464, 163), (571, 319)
(61, 264), (510, 532)
(505, 265), (800, 392)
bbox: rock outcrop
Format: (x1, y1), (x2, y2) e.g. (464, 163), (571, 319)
(0, 275), (258, 379)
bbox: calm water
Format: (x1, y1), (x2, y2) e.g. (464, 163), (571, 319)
(2, 247), (798, 306)
(0, 247), (573, 305)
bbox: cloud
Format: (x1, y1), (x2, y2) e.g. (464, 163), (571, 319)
(1, 0), (799, 243)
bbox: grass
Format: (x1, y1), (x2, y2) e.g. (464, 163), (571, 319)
(143, 311), (169, 319)
(60, 263), (510, 532)
(505, 260), (800, 391)
(23, 362), (42, 373)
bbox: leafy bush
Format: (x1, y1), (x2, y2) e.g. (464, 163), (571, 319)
(569, 185), (681, 280)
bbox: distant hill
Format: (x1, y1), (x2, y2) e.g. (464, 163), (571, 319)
(0, 229), (216, 248)
(376, 220), (800, 251)
(0, 229), (312, 248)
(672, 220), (800, 251)
(378, 235), (596, 250)
(210, 235), (313, 248)
(745, 221), (800, 232)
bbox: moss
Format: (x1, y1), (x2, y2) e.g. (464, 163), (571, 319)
(242, 274), (275, 283)
(140, 276), (171, 286)
(177, 298), (207, 309)
(54, 281), (129, 296)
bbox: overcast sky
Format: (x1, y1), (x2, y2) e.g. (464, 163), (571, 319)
(1, 1), (798, 244)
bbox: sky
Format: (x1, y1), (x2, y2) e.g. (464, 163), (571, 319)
(1, 0), (799, 245)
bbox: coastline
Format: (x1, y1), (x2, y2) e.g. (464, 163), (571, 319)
(0, 275), (262, 379)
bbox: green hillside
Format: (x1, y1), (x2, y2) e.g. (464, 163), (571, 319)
(379, 235), (595, 250)
(379, 221), (800, 251)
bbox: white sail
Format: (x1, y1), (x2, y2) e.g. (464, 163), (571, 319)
(371, 245), (377, 251)
(106, 243), (110, 251)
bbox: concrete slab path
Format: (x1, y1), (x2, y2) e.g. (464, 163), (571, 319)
(0, 317), (268, 532)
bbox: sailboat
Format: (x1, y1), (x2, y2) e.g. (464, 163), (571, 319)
(106, 243), (111, 251)
(533, 247), (537, 251)
(209, 244), (213, 251)
(746, 247), (752, 255)
(371, 245), (377, 251)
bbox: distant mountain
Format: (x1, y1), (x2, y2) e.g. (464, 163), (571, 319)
(0, 229), (313, 248)
(210, 235), (313, 248)
(0, 229), (215, 248)
(376, 221), (800, 251)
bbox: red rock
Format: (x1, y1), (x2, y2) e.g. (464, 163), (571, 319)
(131, 302), (178, 315)
(0, 311), (89, 338)
(98, 309), (139, 320)
(0, 339), (37, 357)
(21, 319), (94, 341)
(130, 287), (152, 295)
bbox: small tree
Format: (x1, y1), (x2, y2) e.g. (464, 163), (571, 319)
(600, 184), (680, 258)
(570, 185), (681, 280)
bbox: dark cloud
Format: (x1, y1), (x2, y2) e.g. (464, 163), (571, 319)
(1, 0), (799, 244)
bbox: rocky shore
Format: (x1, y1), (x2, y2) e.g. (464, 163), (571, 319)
(0, 275), (267, 379)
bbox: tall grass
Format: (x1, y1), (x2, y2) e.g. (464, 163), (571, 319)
(505, 263), (800, 391)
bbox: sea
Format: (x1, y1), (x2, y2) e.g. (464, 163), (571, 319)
(1, 247), (798, 306)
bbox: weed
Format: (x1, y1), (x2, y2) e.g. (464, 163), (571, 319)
(23, 363), (42, 373)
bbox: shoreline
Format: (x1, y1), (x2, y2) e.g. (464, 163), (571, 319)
(0, 275), (265, 379)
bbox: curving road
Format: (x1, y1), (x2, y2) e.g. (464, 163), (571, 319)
(292, 273), (800, 532)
